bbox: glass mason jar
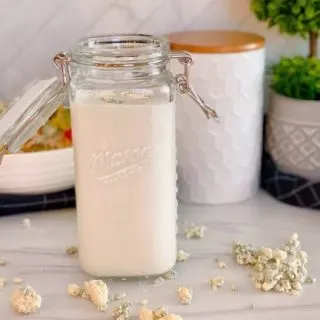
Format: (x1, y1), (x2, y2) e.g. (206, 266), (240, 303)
(63, 35), (178, 277)
(0, 34), (217, 278)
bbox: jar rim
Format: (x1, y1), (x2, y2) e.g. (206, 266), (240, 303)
(70, 34), (170, 68)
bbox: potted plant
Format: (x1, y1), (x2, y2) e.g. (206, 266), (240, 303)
(251, 0), (320, 180)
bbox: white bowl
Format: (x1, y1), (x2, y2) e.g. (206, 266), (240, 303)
(0, 147), (74, 194)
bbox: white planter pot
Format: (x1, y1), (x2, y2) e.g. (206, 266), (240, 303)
(267, 92), (320, 181)
(174, 48), (265, 204)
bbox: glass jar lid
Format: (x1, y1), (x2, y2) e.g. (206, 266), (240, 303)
(0, 77), (67, 155)
(70, 34), (170, 68)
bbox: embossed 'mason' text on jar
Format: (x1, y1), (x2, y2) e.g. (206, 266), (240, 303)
(89, 145), (153, 185)
(54, 34), (218, 278)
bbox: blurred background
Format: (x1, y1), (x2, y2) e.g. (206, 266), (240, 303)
(0, 0), (311, 101)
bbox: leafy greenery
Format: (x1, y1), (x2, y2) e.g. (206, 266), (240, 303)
(251, 0), (320, 37)
(271, 56), (320, 100)
(251, 1), (320, 100)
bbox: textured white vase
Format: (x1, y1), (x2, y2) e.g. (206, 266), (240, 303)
(174, 48), (265, 204)
(267, 92), (320, 181)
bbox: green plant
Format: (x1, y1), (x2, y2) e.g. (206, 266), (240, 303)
(271, 56), (320, 100)
(251, 0), (320, 57)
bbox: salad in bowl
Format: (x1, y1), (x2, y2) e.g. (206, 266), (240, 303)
(0, 102), (74, 195)
(21, 105), (72, 153)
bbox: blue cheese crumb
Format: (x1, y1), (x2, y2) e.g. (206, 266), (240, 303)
(0, 277), (7, 287)
(140, 299), (148, 306)
(65, 245), (78, 256)
(10, 286), (42, 314)
(185, 223), (206, 239)
(177, 286), (193, 305)
(232, 233), (315, 295)
(22, 218), (31, 228)
(139, 307), (154, 320)
(163, 269), (177, 280)
(154, 277), (164, 285)
(109, 292), (127, 302)
(13, 277), (23, 284)
(112, 302), (132, 320)
(230, 284), (238, 292)
(84, 280), (108, 312)
(139, 306), (183, 320)
(153, 306), (168, 318)
(176, 249), (190, 262)
(208, 277), (224, 290)
(250, 303), (256, 310)
(305, 276), (316, 284)
(68, 284), (82, 297)
(216, 259), (228, 269)
(154, 270), (177, 285)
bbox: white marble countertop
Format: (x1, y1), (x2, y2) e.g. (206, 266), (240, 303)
(0, 191), (320, 319)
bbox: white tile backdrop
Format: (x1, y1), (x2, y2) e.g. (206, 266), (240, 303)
(0, 0), (313, 100)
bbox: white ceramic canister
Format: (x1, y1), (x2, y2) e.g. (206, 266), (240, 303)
(169, 31), (266, 205)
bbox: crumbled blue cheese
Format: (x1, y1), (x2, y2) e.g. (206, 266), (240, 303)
(67, 284), (83, 297)
(176, 249), (190, 262)
(185, 223), (206, 239)
(232, 241), (256, 265)
(305, 276), (316, 284)
(65, 245), (78, 256)
(84, 280), (109, 312)
(0, 277), (7, 287)
(22, 218), (31, 228)
(81, 289), (90, 300)
(230, 284), (238, 292)
(139, 307), (154, 320)
(109, 292), (127, 302)
(165, 315), (183, 320)
(139, 306), (183, 320)
(140, 299), (148, 306)
(272, 249), (287, 261)
(154, 269), (177, 285)
(67, 283), (89, 299)
(153, 306), (168, 319)
(163, 269), (177, 280)
(216, 259), (228, 269)
(13, 277), (23, 284)
(112, 302), (132, 320)
(232, 234), (315, 295)
(10, 286), (42, 314)
(208, 276), (224, 290)
(177, 286), (193, 305)
(154, 277), (164, 285)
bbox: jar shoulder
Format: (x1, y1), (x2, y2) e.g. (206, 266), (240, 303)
(69, 71), (175, 104)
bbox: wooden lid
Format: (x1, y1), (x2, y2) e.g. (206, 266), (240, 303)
(168, 30), (265, 54)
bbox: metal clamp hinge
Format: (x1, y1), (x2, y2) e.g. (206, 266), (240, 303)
(53, 52), (72, 85)
(171, 52), (219, 121)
